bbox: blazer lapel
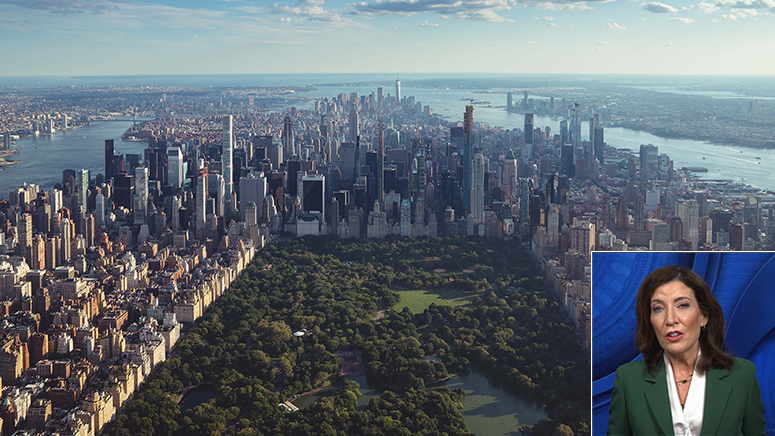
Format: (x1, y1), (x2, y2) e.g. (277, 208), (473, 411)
(701, 367), (732, 435)
(644, 359), (674, 436)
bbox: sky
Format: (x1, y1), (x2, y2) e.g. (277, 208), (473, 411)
(0, 0), (773, 76)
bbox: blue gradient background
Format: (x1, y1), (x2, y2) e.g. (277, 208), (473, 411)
(592, 252), (775, 435)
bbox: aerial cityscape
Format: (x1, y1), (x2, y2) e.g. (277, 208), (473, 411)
(1, 0), (774, 435)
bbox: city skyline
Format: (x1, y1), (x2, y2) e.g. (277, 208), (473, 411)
(0, 0), (773, 76)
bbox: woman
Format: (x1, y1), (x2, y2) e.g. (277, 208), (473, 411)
(607, 265), (766, 436)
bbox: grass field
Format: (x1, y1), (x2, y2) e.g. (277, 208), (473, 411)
(393, 287), (473, 313)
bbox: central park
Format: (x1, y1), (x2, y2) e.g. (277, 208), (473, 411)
(103, 236), (590, 436)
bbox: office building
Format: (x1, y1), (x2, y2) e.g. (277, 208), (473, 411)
(167, 146), (183, 189)
(222, 115), (234, 212)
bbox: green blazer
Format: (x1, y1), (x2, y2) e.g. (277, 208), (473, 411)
(607, 357), (766, 436)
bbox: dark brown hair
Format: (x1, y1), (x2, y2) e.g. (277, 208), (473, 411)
(635, 265), (734, 375)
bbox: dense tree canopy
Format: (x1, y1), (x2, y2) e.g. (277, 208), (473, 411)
(104, 236), (589, 436)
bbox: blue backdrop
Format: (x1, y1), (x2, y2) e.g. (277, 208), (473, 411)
(592, 252), (775, 435)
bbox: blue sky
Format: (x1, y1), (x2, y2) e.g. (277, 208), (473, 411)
(0, 0), (772, 75)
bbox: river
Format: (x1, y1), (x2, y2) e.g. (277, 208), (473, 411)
(3, 86), (774, 198)
(292, 370), (547, 436)
(0, 121), (148, 195)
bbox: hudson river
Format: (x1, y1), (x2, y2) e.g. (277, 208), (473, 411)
(3, 85), (775, 197)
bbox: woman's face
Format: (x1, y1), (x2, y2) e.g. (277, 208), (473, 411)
(649, 280), (708, 362)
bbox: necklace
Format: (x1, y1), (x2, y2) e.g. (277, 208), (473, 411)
(676, 373), (693, 386)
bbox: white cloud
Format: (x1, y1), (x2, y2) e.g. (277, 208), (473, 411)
(419, 19), (439, 25)
(641, 2), (679, 13)
(598, 40), (610, 44)
(522, 1), (593, 10)
(665, 42), (675, 46)
(0, 0), (118, 14)
(276, 16), (292, 22)
(547, 21), (556, 25)
(712, 18), (719, 21)
(731, 7), (759, 16)
(566, 23), (574, 26)
(607, 21), (626, 30)
(347, 0), (513, 22)
(669, 16), (695, 22)
(722, 13), (738, 18)
(716, 0), (775, 8)
(274, 1), (343, 21)
(692, 1), (719, 12)
(535, 15), (554, 20)
(235, 6), (266, 13)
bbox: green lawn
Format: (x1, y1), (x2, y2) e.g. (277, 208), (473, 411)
(393, 288), (473, 313)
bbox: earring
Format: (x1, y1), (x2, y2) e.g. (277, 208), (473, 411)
(701, 325), (706, 332)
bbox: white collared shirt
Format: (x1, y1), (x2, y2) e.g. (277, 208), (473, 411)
(664, 350), (706, 436)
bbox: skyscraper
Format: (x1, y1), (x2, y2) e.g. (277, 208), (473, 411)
(570, 103), (581, 148)
(395, 74), (401, 105)
(167, 146), (183, 189)
(593, 126), (605, 160)
(18, 213), (33, 259)
(376, 119), (384, 204)
(77, 169), (89, 212)
(377, 87), (383, 108)
(560, 120), (569, 145)
(239, 172), (267, 221)
(95, 194), (105, 228)
(507, 93), (513, 112)
(196, 166), (208, 234)
(134, 166), (149, 225)
(301, 174), (325, 216)
(472, 153), (485, 225)
(463, 105), (474, 215)
(282, 115), (294, 159)
(348, 110), (359, 144)
(524, 113), (534, 145)
(639, 144), (659, 184)
(222, 115), (234, 212)
(104, 139), (117, 181)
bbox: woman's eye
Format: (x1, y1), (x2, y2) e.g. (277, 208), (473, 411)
(679, 303), (690, 309)
(652, 306), (663, 313)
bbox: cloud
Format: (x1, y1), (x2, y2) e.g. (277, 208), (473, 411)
(692, 1), (719, 12)
(641, 2), (679, 13)
(535, 15), (554, 20)
(598, 40), (610, 44)
(665, 42), (675, 46)
(669, 16), (695, 22)
(234, 6), (266, 13)
(547, 21), (556, 25)
(716, 0), (775, 8)
(0, 0), (120, 14)
(731, 7), (759, 16)
(712, 17), (719, 21)
(722, 13), (737, 18)
(419, 19), (439, 25)
(566, 23), (574, 26)
(274, 0), (342, 21)
(276, 16), (292, 22)
(525, 1), (593, 10)
(347, 0), (512, 22)
(607, 21), (626, 30)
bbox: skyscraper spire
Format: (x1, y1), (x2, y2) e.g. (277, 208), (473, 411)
(395, 74), (401, 106)
(463, 105), (473, 216)
(222, 115), (234, 213)
(377, 117), (384, 204)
